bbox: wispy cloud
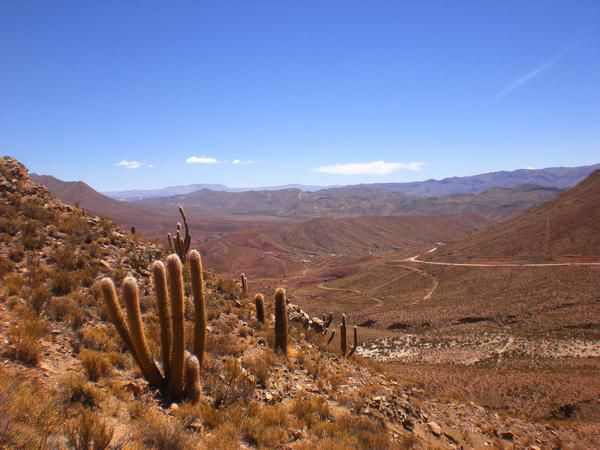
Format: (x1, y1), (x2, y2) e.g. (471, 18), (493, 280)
(315, 160), (424, 176)
(231, 159), (256, 165)
(114, 160), (141, 169)
(496, 49), (567, 98)
(186, 155), (218, 164)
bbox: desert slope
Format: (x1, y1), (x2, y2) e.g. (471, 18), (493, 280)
(428, 169), (600, 261)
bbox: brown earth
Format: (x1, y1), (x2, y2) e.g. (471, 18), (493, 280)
(4, 156), (600, 448)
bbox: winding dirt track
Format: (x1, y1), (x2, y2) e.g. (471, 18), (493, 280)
(316, 283), (384, 307)
(401, 248), (600, 267)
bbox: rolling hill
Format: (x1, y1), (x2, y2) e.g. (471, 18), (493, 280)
(137, 183), (562, 220)
(427, 169), (600, 261)
(200, 214), (491, 277)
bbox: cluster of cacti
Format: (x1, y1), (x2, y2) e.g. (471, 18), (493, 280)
(274, 288), (288, 355)
(100, 250), (206, 403)
(324, 314), (358, 357)
(254, 293), (265, 323)
(241, 273), (248, 297)
(167, 206), (191, 265)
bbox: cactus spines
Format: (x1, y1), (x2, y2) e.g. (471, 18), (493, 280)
(254, 293), (265, 323)
(340, 314), (347, 356)
(241, 273), (248, 297)
(184, 353), (202, 405)
(274, 288), (288, 355)
(121, 277), (164, 387)
(326, 329), (336, 345)
(166, 254), (185, 400)
(189, 250), (206, 367)
(152, 261), (172, 383)
(348, 326), (358, 357)
(99, 278), (142, 371)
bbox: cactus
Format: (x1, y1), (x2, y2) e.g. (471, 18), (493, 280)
(121, 277), (165, 387)
(326, 329), (336, 345)
(340, 314), (347, 356)
(102, 251), (207, 403)
(274, 288), (288, 355)
(184, 353), (202, 404)
(151, 261), (172, 383)
(99, 278), (150, 384)
(254, 293), (265, 323)
(241, 273), (248, 297)
(189, 250), (206, 368)
(324, 312), (333, 329)
(166, 254), (185, 400)
(347, 326), (358, 357)
(167, 206), (191, 265)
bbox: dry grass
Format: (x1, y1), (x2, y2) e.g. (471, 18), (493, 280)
(79, 349), (113, 381)
(65, 407), (114, 450)
(0, 369), (61, 449)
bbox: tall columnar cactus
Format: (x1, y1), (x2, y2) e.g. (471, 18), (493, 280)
(167, 206), (191, 265)
(101, 252), (205, 404)
(340, 314), (347, 356)
(324, 312), (333, 329)
(274, 288), (288, 355)
(254, 293), (265, 323)
(241, 273), (248, 297)
(348, 326), (358, 357)
(189, 250), (206, 368)
(166, 254), (185, 400)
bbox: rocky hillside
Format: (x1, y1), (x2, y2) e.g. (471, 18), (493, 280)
(0, 156), (594, 449)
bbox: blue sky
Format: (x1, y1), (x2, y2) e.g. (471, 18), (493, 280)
(1, 1), (599, 191)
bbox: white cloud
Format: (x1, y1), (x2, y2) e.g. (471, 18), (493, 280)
(186, 156), (218, 164)
(315, 160), (424, 176)
(115, 160), (141, 169)
(231, 159), (255, 165)
(231, 159), (241, 165)
(496, 49), (567, 98)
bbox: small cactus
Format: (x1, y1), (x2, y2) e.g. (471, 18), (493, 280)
(324, 312), (333, 329)
(340, 314), (347, 356)
(241, 273), (248, 297)
(254, 293), (265, 323)
(274, 288), (288, 355)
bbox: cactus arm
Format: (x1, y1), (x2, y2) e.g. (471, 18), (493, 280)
(151, 261), (172, 385)
(166, 254), (185, 400)
(121, 277), (164, 387)
(189, 250), (207, 368)
(184, 353), (201, 405)
(99, 278), (143, 370)
(348, 326), (358, 357)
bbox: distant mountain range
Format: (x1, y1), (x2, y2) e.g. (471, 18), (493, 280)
(102, 163), (599, 200)
(104, 183), (335, 200)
